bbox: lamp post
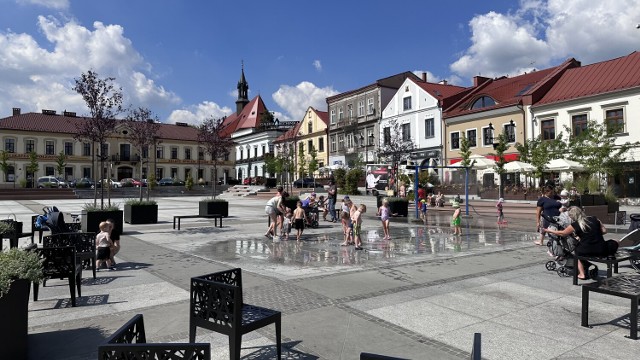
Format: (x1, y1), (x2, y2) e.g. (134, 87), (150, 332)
(488, 120), (515, 199)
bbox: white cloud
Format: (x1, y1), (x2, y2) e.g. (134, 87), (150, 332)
(0, 15), (179, 118)
(272, 81), (338, 121)
(313, 60), (322, 71)
(167, 101), (232, 125)
(450, 0), (640, 81)
(16, 0), (69, 10)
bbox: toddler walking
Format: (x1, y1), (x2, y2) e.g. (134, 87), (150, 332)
(96, 221), (115, 270)
(282, 208), (293, 241)
(377, 198), (391, 240)
(496, 198), (506, 224)
(352, 204), (367, 250)
(420, 197), (428, 224)
(451, 201), (462, 236)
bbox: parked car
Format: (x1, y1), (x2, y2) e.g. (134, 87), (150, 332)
(70, 177), (95, 189)
(120, 178), (143, 187)
(158, 177), (184, 186)
(37, 176), (68, 188)
(242, 176), (264, 185)
(100, 179), (122, 188)
(293, 177), (316, 188)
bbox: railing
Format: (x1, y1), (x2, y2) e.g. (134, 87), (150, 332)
(111, 154), (141, 162)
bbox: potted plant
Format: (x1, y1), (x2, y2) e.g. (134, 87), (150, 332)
(199, 198), (229, 217)
(124, 199), (158, 224)
(81, 203), (123, 240)
(0, 248), (44, 359)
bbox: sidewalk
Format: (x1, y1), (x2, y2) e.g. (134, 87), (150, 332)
(2, 196), (640, 359)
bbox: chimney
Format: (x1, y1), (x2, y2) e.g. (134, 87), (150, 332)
(63, 111), (76, 117)
(439, 80), (448, 85)
(473, 76), (491, 87)
(422, 72), (427, 82)
(12, 108), (20, 116)
(42, 109), (57, 115)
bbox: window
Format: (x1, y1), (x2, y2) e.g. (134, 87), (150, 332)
(45, 140), (55, 155)
(541, 119), (555, 140)
(198, 147), (204, 160)
(262, 145), (266, 155)
(308, 140), (313, 152)
(45, 166), (54, 176)
(120, 143), (131, 161)
(26, 139), (35, 153)
(572, 114), (588, 136)
(170, 147), (178, 159)
(239, 149), (243, 160)
(338, 135), (344, 150)
(253, 147), (257, 158)
(471, 96), (496, 110)
(82, 167), (91, 178)
(605, 108), (624, 134)
(483, 127), (493, 145)
(330, 136), (336, 152)
(401, 123), (411, 141)
(450, 132), (460, 149)
(367, 129), (374, 145)
(142, 146), (149, 159)
(425, 118), (435, 138)
(383, 127), (391, 145)
(346, 133), (353, 148)
(185, 148), (191, 160)
(347, 104), (353, 118)
(101, 143), (108, 157)
(504, 123), (516, 142)
(64, 141), (73, 156)
(467, 129), (477, 147)
(156, 146), (164, 159)
(4, 138), (15, 153)
(338, 107), (344, 120)
(83, 143), (91, 156)
(358, 101), (364, 116)
(156, 167), (164, 179)
(367, 98), (374, 114)
(318, 138), (324, 152)
(330, 109), (336, 124)
(308, 121), (312, 133)
(403, 97), (412, 111)
(224, 152), (229, 161)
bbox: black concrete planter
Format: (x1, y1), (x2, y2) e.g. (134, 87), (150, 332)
(81, 210), (124, 240)
(377, 196), (409, 217)
(0, 279), (30, 360)
(607, 201), (619, 214)
(124, 204), (158, 224)
(199, 201), (228, 217)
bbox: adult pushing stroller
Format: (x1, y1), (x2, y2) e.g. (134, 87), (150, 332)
(543, 213), (600, 279)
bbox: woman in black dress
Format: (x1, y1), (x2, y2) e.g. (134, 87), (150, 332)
(544, 206), (618, 280)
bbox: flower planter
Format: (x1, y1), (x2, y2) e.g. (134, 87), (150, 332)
(199, 201), (228, 217)
(580, 194), (594, 206)
(593, 194), (606, 206)
(0, 279), (30, 360)
(81, 210), (124, 240)
(124, 204), (158, 224)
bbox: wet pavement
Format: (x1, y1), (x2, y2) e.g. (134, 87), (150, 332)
(2, 195), (640, 359)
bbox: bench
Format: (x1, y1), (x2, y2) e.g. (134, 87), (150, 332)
(43, 232), (96, 279)
(173, 214), (222, 230)
(189, 268), (281, 360)
(98, 314), (211, 359)
(582, 274), (640, 339)
(573, 252), (633, 285)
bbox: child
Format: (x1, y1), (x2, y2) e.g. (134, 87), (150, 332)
(318, 195), (327, 221)
(451, 201), (462, 236)
(96, 221), (114, 270)
(340, 198), (353, 246)
(106, 218), (118, 265)
(282, 208), (293, 241)
(377, 198), (391, 240)
(292, 201), (307, 241)
(420, 197), (428, 224)
(352, 204), (367, 250)
(496, 198), (505, 224)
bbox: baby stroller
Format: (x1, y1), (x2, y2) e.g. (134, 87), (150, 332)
(303, 203), (319, 228)
(44, 207), (76, 234)
(542, 213), (599, 279)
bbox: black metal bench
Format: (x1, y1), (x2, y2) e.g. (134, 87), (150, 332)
(173, 214), (223, 230)
(98, 314), (211, 359)
(582, 274), (640, 339)
(189, 268), (281, 360)
(34, 246), (82, 307)
(43, 232), (97, 279)
(573, 252), (633, 285)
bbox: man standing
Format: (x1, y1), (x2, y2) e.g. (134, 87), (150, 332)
(327, 180), (338, 222)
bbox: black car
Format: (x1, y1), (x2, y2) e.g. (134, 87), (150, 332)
(70, 177), (96, 188)
(293, 177), (316, 188)
(158, 177), (185, 186)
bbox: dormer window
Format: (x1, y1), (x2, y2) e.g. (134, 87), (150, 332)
(470, 96), (496, 110)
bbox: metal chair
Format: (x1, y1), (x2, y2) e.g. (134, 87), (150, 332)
(34, 246), (82, 307)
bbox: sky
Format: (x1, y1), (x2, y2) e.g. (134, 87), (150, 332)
(1, 0), (639, 125)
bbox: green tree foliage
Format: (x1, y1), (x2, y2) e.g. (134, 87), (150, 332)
(490, 133), (510, 198)
(377, 118), (415, 192)
(333, 168), (346, 189)
(297, 144), (306, 178)
(515, 135), (566, 186)
(124, 107), (161, 201)
(458, 133), (471, 167)
(185, 173), (193, 191)
(308, 143), (318, 178)
(344, 168), (363, 195)
(26, 151), (39, 181)
(0, 151), (9, 182)
(197, 116), (234, 198)
(55, 151), (66, 178)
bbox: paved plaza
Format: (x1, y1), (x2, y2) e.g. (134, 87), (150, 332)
(2, 193), (640, 359)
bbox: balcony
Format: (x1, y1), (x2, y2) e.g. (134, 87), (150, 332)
(111, 154), (141, 163)
(236, 155), (266, 164)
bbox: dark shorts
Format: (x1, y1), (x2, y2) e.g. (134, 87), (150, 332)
(294, 218), (305, 230)
(97, 247), (111, 260)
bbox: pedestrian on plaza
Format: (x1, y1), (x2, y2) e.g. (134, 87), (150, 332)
(420, 197), (428, 225)
(417, 184), (426, 200)
(96, 221), (115, 271)
(377, 198), (391, 240)
(264, 186), (285, 238)
(292, 201), (307, 241)
(340, 197), (353, 246)
(534, 185), (561, 246)
(451, 201), (462, 236)
(282, 208), (293, 241)
(106, 218), (119, 265)
(496, 198), (505, 224)
(327, 180), (338, 222)
(352, 204), (367, 250)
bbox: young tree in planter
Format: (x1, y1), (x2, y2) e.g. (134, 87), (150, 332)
(490, 133), (510, 199)
(124, 107), (161, 201)
(0, 151), (10, 183)
(297, 145), (307, 179)
(72, 70), (123, 209)
(378, 118), (415, 194)
(55, 151), (66, 179)
(26, 151), (39, 188)
(197, 116), (234, 198)
(308, 144), (319, 187)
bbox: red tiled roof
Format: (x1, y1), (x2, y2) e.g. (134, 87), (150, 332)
(412, 79), (467, 110)
(275, 121), (302, 143)
(326, 71), (421, 103)
(535, 51), (640, 106)
(315, 109), (329, 125)
(220, 95), (268, 137)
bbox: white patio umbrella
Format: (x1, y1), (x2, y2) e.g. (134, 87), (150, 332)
(469, 154), (496, 170)
(545, 158), (585, 172)
(504, 160), (535, 173)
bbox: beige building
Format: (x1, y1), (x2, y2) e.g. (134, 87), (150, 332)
(296, 107), (329, 176)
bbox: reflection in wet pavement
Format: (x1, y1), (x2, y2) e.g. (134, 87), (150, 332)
(196, 223), (540, 269)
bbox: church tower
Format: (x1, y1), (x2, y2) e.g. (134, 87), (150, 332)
(235, 61), (249, 115)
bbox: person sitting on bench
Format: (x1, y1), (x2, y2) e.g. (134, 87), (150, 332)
(544, 207), (619, 280)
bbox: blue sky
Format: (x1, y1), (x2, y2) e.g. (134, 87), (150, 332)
(1, 0), (639, 124)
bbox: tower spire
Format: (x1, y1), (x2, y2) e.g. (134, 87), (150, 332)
(236, 60), (249, 114)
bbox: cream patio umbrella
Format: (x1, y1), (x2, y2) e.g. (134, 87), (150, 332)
(469, 154), (496, 170)
(504, 160), (535, 173)
(545, 159), (585, 172)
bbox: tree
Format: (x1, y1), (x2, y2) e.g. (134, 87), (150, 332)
(308, 143), (319, 178)
(72, 70), (123, 209)
(515, 135), (566, 187)
(0, 151), (10, 183)
(197, 116), (234, 198)
(26, 151), (39, 187)
(124, 107), (161, 201)
(55, 151), (66, 179)
(377, 118), (415, 194)
(297, 144), (306, 178)
(458, 134), (472, 167)
(490, 133), (510, 199)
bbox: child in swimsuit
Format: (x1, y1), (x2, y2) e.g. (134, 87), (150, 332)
(377, 198), (391, 240)
(451, 201), (462, 235)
